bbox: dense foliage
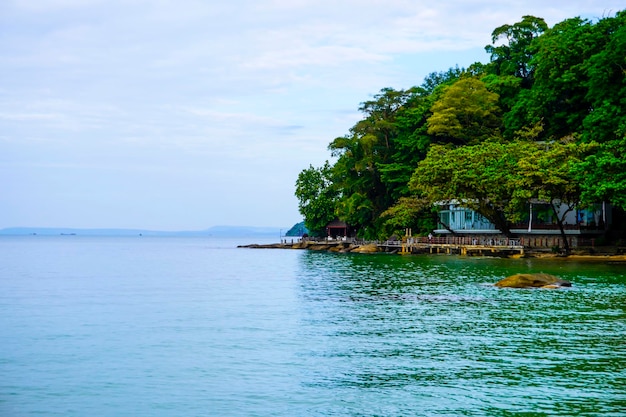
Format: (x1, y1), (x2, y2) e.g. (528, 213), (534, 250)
(295, 162), (337, 236)
(295, 11), (626, 241)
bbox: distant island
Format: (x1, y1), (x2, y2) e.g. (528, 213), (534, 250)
(284, 221), (308, 237)
(0, 225), (301, 238)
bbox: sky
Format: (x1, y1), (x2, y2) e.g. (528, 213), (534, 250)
(1, 0), (622, 230)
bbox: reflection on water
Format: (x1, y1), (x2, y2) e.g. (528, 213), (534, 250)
(295, 251), (626, 416)
(1, 237), (624, 416)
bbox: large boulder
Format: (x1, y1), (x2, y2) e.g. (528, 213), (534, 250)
(495, 273), (572, 289)
(350, 243), (379, 253)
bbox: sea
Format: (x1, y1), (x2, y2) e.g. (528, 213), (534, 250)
(1, 235), (625, 416)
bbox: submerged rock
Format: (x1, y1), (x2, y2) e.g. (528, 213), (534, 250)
(495, 273), (572, 289)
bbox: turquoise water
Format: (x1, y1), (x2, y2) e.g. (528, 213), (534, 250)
(1, 236), (625, 416)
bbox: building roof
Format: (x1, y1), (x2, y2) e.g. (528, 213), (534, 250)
(326, 220), (348, 228)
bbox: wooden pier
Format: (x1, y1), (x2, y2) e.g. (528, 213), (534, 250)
(380, 236), (525, 257)
(384, 242), (525, 257)
(244, 236), (526, 257)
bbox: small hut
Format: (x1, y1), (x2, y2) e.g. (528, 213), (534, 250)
(326, 220), (352, 239)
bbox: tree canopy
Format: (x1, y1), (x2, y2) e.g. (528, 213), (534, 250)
(427, 78), (501, 144)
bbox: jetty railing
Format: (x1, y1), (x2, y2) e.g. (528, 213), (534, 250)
(300, 235), (600, 250)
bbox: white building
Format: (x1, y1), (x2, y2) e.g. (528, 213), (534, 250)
(434, 201), (610, 237)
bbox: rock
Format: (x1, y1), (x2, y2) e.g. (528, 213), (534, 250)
(350, 243), (379, 253)
(308, 244), (330, 251)
(494, 273), (572, 289)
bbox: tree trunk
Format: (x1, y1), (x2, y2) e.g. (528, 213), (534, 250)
(492, 216), (514, 238)
(481, 205), (514, 238)
(551, 201), (571, 255)
(437, 220), (457, 235)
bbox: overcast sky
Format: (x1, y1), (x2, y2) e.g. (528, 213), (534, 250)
(1, 1), (621, 230)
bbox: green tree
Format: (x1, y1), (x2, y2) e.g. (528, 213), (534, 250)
(409, 141), (525, 236)
(295, 162), (337, 237)
(481, 74), (524, 139)
(485, 15), (548, 84)
(329, 87), (425, 238)
(516, 138), (593, 254)
(380, 197), (437, 238)
(528, 17), (600, 139)
(482, 16), (547, 139)
(576, 138), (626, 211)
(376, 67), (465, 203)
(420, 67), (464, 94)
(582, 11), (626, 144)
(329, 130), (380, 238)
(427, 78), (501, 145)
(377, 87), (436, 201)
(409, 139), (590, 250)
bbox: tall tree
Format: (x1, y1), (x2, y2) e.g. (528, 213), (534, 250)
(481, 74), (524, 139)
(329, 87), (425, 238)
(295, 162), (338, 237)
(329, 130), (380, 237)
(409, 141), (525, 236)
(576, 138), (626, 211)
(427, 78), (501, 145)
(581, 11), (626, 144)
(516, 138), (593, 254)
(409, 139), (591, 250)
(485, 15), (548, 85)
(483, 16), (548, 138)
(528, 17), (600, 139)
(377, 87), (436, 201)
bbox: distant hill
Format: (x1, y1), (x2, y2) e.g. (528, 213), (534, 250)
(285, 221), (308, 236)
(0, 225), (287, 237)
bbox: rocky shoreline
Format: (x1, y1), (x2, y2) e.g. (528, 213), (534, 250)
(238, 240), (626, 261)
(239, 240), (381, 253)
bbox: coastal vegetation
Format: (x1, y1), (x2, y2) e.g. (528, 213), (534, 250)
(295, 12), (626, 242)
